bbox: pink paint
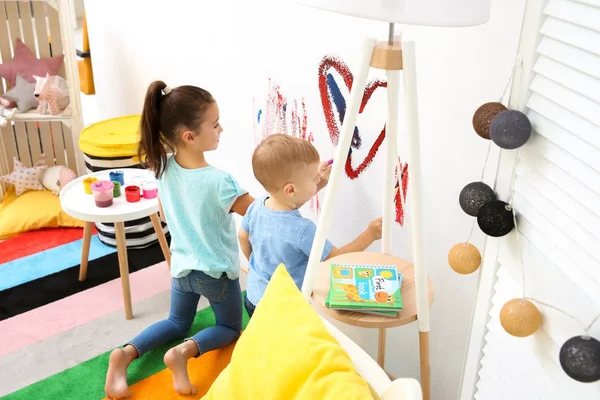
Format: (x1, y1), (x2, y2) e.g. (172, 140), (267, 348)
(91, 180), (114, 208)
(141, 181), (158, 199)
(0, 262), (171, 357)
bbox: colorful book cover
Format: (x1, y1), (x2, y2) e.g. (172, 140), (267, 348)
(325, 263), (403, 314)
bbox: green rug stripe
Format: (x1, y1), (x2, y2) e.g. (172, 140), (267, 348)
(1, 296), (250, 400)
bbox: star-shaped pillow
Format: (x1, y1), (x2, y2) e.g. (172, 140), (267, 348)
(0, 156), (47, 197)
(0, 38), (64, 89)
(2, 74), (38, 112)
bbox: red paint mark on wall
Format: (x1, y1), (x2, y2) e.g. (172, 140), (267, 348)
(318, 55), (387, 180)
(395, 160), (409, 226)
(318, 54), (409, 226)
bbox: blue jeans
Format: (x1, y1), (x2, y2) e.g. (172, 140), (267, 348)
(243, 291), (256, 318)
(127, 270), (242, 357)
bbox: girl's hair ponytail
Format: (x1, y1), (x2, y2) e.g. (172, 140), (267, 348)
(139, 80), (172, 179)
(138, 80), (215, 179)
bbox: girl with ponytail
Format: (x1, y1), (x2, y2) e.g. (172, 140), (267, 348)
(105, 81), (254, 398)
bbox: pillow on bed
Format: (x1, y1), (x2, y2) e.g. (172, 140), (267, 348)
(0, 186), (84, 239)
(202, 264), (374, 400)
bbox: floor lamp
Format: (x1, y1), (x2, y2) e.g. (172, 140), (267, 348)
(294, 1), (491, 399)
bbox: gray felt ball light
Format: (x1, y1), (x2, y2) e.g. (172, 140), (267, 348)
(459, 181), (496, 217)
(489, 109), (532, 150)
(477, 200), (515, 237)
(559, 335), (600, 383)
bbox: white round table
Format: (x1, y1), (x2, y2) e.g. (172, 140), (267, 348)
(60, 168), (171, 320)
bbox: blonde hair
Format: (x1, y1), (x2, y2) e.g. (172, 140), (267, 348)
(252, 134), (320, 192)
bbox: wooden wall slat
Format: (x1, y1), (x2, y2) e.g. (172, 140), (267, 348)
(32, 1), (50, 59)
(46, 5), (65, 78)
(50, 121), (66, 166)
(18, 1), (37, 55)
(0, 124), (9, 196)
(1, 125), (18, 173)
(39, 121), (55, 167)
(0, 3), (13, 82)
(4, 2), (21, 56)
(26, 121), (43, 164)
(14, 122), (31, 168)
(61, 123), (76, 171)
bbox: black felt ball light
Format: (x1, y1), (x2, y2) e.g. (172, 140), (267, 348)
(459, 181), (496, 217)
(560, 335), (600, 383)
(477, 200), (514, 237)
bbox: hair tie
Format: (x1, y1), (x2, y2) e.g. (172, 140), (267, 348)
(163, 86), (172, 95)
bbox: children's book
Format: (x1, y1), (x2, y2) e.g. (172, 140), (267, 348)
(325, 263), (403, 318)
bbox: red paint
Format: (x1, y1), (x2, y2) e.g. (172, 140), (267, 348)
(394, 161), (409, 226)
(318, 55), (387, 180)
(125, 185), (141, 202)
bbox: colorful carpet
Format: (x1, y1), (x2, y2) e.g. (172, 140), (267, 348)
(0, 227), (246, 399)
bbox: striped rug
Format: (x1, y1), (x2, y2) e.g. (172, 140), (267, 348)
(0, 227), (247, 399)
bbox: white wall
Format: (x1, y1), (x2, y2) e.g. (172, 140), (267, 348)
(84, 0), (525, 398)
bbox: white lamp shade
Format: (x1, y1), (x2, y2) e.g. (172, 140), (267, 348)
(292, 0), (491, 27)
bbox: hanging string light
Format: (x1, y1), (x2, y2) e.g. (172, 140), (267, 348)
(503, 195), (600, 382)
(448, 63), (518, 275)
(451, 52), (599, 383)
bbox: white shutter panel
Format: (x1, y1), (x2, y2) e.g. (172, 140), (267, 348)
(462, 0), (600, 398)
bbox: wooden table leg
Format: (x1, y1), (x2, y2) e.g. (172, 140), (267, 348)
(419, 330), (431, 400)
(114, 221), (133, 320)
(79, 221), (94, 281)
(150, 213), (170, 269)
(377, 327), (387, 368)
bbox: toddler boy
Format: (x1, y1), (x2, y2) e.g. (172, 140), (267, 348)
(239, 134), (382, 317)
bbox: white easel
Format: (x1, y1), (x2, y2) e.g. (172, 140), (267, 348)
(301, 26), (432, 400)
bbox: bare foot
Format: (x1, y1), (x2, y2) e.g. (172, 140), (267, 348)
(105, 348), (133, 399)
(164, 342), (198, 395)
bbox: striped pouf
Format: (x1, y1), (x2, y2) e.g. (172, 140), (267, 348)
(79, 115), (169, 249)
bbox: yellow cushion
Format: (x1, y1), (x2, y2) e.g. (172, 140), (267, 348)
(78, 115), (141, 158)
(0, 186), (84, 239)
(203, 264), (374, 400)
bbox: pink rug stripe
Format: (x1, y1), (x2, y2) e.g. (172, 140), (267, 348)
(0, 261), (171, 358)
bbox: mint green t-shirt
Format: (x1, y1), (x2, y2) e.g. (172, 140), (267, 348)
(157, 157), (246, 280)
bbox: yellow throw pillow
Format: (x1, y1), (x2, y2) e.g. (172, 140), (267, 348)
(0, 186), (84, 239)
(203, 264), (374, 400)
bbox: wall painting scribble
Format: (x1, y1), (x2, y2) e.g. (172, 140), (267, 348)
(318, 54), (409, 226)
(253, 78), (320, 216)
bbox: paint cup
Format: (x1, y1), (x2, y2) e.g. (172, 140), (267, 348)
(108, 170), (125, 186)
(131, 176), (147, 195)
(91, 180), (114, 208)
(83, 177), (99, 194)
(141, 180), (158, 199)
(112, 180), (121, 198)
(125, 185), (141, 203)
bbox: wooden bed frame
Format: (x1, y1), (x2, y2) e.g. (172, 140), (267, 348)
(0, 0), (84, 198)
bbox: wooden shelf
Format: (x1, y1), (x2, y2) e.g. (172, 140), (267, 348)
(10, 106), (72, 122)
(311, 252), (434, 329)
